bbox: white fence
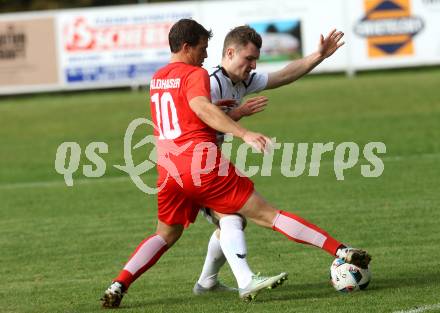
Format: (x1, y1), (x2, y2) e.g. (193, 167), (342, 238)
(1, 0), (439, 95)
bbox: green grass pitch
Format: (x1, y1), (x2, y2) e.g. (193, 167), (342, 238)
(1, 68), (439, 313)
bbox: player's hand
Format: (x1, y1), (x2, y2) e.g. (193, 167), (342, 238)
(318, 29), (345, 59)
(242, 130), (272, 154)
(238, 96), (268, 117)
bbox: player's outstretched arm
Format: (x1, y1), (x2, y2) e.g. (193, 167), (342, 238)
(189, 96), (271, 153)
(266, 29), (345, 90)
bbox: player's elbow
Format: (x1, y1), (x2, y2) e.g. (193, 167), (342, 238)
(189, 97), (208, 115)
(193, 108), (208, 121)
(191, 104), (211, 123)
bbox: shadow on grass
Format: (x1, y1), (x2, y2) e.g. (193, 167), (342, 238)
(120, 291), (239, 309)
(368, 270), (440, 291)
(263, 269), (440, 302)
(111, 270), (440, 309)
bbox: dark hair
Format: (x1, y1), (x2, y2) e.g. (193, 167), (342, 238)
(222, 25), (262, 57)
(168, 19), (213, 53)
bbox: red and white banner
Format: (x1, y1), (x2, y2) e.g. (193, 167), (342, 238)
(56, 3), (198, 89)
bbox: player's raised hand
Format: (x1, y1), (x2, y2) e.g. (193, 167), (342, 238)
(238, 96), (268, 117)
(318, 29), (345, 59)
(242, 130), (272, 154)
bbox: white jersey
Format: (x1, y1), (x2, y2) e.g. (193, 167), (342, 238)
(209, 66), (268, 144)
(209, 66), (268, 111)
(200, 67), (268, 219)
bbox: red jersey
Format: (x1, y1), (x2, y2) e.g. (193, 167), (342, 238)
(150, 62), (216, 177)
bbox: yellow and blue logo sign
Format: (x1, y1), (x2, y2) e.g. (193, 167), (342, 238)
(354, 0), (424, 57)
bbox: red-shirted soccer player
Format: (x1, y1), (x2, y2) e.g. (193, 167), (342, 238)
(101, 19), (371, 308)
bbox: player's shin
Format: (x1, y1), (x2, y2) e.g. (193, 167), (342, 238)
(219, 215), (254, 288)
(197, 230), (227, 288)
(272, 210), (342, 255)
(114, 234), (168, 289)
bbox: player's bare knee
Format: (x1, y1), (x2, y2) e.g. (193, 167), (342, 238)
(249, 205), (277, 228)
(159, 231), (182, 247)
(239, 192), (277, 228)
(155, 223), (183, 247)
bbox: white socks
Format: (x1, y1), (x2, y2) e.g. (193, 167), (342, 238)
(197, 230), (226, 288)
(197, 215), (254, 289)
(219, 215), (254, 289)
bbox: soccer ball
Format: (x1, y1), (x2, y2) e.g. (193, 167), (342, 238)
(330, 258), (371, 292)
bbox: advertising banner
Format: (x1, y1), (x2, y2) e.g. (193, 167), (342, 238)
(201, 0), (347, 73)
(347, 0), (440, 69)
(0, 0), (439, 95)
(56, 3), (198, 89)
(0, 16), (58, 94)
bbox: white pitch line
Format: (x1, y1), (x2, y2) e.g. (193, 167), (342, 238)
(392, 303), (440, 313)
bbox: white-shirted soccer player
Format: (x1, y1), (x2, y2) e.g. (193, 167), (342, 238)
(193, 26), (371, 298)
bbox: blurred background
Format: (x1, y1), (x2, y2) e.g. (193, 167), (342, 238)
(1, 1), (439, 313)
(1, 0), (438, 95)
(0, 0), (170, 13)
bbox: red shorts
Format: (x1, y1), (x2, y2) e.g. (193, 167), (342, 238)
(157, 162), (254, 227)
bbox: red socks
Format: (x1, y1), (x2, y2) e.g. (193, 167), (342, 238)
(114, 234), (168, 289)
(272, 210), (341, 255)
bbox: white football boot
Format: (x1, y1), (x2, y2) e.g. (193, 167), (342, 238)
(239, 272), (288, 302)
